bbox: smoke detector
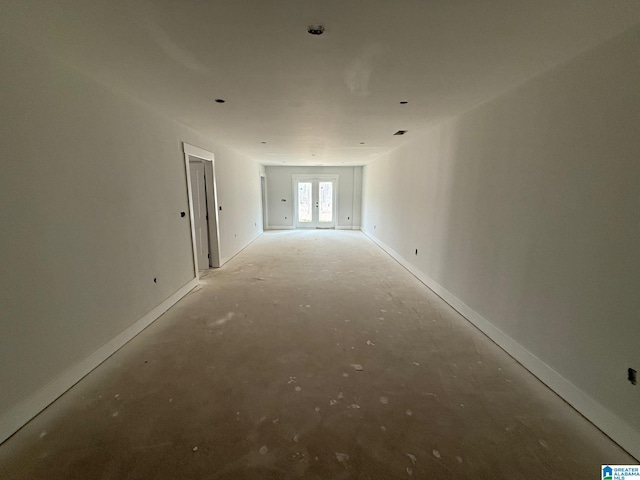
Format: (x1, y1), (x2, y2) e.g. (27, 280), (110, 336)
(307, 25), (325, 35)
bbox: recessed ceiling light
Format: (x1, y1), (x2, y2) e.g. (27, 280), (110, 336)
(394, 130), (408, 135)
(260, 141), (267, 144)
(400, 101), (408, 104)
(359, 142), (365, 145)
(307, 25), (324, 35)
(215, 99), (226, 103)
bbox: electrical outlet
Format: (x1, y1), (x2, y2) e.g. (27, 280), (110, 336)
(415, 249), (418, 255)
(629, 368), (637, 385)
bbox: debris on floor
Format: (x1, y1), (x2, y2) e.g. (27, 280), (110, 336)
(213, 312), (235, 326)
(2, 231), (633, 480)
(335, 452), (349, 464)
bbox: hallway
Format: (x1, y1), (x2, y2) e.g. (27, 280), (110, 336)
(0, 231), (633, 479)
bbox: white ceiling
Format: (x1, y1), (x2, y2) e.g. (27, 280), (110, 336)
(3, 1), (640, 166)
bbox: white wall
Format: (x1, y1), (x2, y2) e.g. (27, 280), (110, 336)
(215, 148), (263, 264)
(362, 26), (640, 458)
(265, 166), (363, 229)
(0, 32), (262, 442)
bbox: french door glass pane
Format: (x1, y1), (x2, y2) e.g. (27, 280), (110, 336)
(298, 182), (312, 223)
(319, 181), (333, 222)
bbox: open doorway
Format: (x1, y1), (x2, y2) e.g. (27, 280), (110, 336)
(189, 160), (211, 270)
(183, 143), (221, 275)
(260, 173), (268, 231)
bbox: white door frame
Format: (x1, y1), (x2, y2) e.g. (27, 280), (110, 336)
(183, 143), (221, 276)
(260, 172), (268, 231)
(292, 174), (339, 229)
(189, 160), (211, 270)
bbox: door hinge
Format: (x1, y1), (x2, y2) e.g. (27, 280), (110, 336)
(206, 215), (208, 220)
(208, 253), (210, 258)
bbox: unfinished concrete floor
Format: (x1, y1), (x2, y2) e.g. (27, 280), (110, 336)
(0, 230), (635, 479)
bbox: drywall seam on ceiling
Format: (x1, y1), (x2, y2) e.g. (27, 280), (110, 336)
(0, 279), (198, 445)
(361, 230), (640, 461)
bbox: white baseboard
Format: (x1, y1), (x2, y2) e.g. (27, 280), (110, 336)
(361, 229), (640, 461)
(219, 231), (262, 266)
(268, 226), (359, 231)
(0, 278), (198, 445)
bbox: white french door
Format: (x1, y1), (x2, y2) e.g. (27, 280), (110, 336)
(294, 176), (337, 229)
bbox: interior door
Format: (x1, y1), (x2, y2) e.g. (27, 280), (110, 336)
(295, 178), (335, 229)
(189, 161), (210, 269)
